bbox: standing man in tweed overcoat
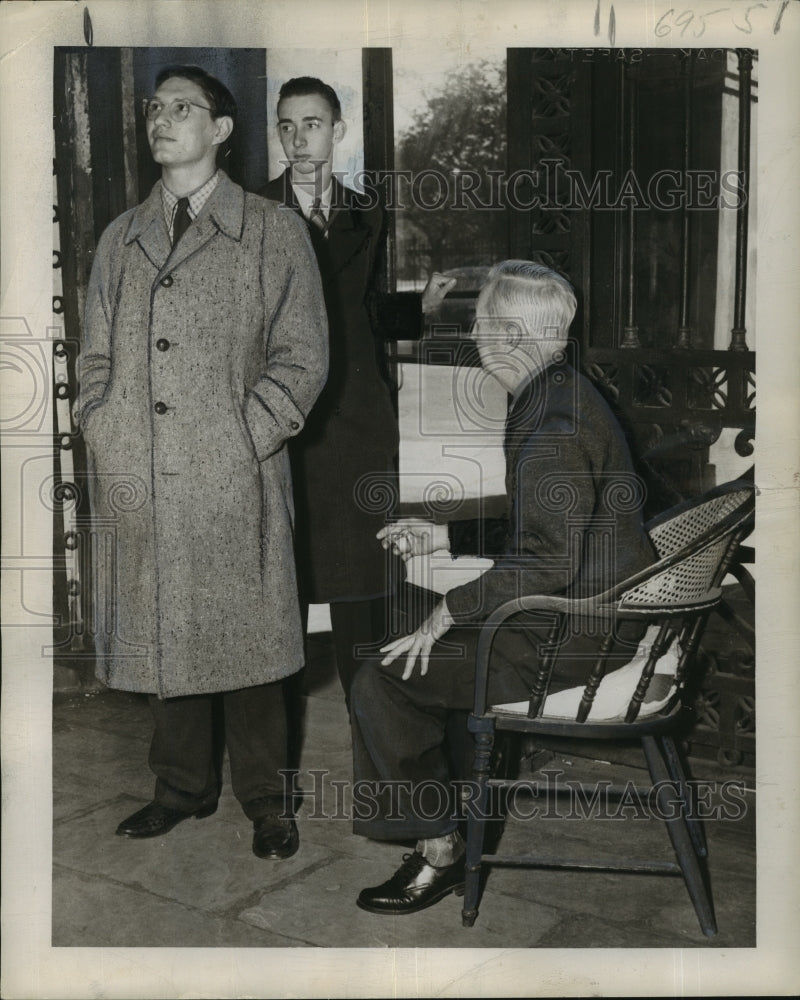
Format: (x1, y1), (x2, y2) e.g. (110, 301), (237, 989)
(74, 65), (328, 859)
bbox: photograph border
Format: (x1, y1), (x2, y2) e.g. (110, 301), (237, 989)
(2, 1), (799, 997)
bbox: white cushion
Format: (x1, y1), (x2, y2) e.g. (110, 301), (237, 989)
(491, 626), (680, 722)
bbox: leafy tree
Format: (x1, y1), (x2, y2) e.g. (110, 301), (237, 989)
(396, 60), (507, 281)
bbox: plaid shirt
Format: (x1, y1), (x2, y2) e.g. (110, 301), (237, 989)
(161, 171), (220, 240)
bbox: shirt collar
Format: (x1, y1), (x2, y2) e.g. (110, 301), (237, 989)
(124, 172), (245, 250)
(291, 180), (332, 220)
(161, 171), (220, 230)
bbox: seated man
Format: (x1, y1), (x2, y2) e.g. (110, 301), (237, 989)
(350, 260), (656, 915)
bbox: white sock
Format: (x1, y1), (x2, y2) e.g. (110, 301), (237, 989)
(416, 830), (465, 868)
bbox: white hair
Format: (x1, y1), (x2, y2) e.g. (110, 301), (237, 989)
(476, 260), (577, 343)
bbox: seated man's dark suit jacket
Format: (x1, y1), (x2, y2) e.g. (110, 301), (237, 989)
(350, 358), (657, 840)
(444, 358), (655, 630)
(259, 173), (421, 604)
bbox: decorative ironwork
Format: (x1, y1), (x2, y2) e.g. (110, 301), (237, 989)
(633, 364), (673, 408)
(621, 58), (641, 349)
(676, 52), (694, 349)
(584, 362), (620, 402)
(532, 210), (571, 235)
(735, 428), (755, 457)
(531, 132), (572, 162)
(735, 695), (755, 735)
(744, 369), (756, 409)
(679, 419), (722, 450)
(686, 575), (755, 768)
(583, 348), (755, 435)
(694, 686), (720, 732)
(688, 367), (727, 410)
(530, 74), (573, 117)
(729, 49), (753, 352)
(529, 249), (571, 274)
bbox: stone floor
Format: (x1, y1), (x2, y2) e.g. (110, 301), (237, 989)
(52, 633), (756, 951)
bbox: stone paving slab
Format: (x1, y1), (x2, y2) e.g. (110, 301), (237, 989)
(53, 794), (333, 921)
(486, 863), (752, 947)
(53, 729), (153, 821)
(533, 908), (722, 949)
(52, 867), (290, 949)
(55, 689), (151, 741)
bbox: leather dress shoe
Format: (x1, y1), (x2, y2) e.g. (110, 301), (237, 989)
(357, 851), (465, 915)
(115, 799), (217, 839)
(252, 816), (299, 860)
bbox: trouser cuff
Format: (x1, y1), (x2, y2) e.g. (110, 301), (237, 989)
(154, 778), (218, 813)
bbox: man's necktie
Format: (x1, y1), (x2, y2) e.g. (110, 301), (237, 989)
(308, 197), (328, 236)
(172, 197), (191, 246)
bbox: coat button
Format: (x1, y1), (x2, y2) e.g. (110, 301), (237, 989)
(154, 402), (167, 415)
(156, 338), (170, 351)
(160, 275), (174, 287)
(290, 420), (300, 430)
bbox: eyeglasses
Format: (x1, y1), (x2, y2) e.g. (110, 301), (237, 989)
(142, 98), (213, 122)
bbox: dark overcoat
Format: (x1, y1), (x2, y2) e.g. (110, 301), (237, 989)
(74, 173), (328, 698)
(446, 361), (657, 625)
(260, 174), (404, 604)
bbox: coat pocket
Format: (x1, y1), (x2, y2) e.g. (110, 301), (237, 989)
(234, 393), (262, 463)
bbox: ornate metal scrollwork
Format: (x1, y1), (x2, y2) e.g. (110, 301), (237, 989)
(530, 74), (573, 117)
(583, 362), (621, 403)
(634, 364), (673, 408)
(679, 419), (722, 451)
(688, 366), (727, 410)
(734, 427), (755, 457)
(532, 210), (571, 235)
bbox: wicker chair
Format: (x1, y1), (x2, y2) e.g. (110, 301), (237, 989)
(461, 479), (755, 936)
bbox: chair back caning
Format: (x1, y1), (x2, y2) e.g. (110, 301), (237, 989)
(620, 488), (752, 608)
(646, 489), (750, 558)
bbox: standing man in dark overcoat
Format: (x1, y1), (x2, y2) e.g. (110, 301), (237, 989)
(260, 76), (453, 707)
(74, 65), (328, 860)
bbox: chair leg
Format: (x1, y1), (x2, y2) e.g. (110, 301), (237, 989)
(642, 736), (717, 937)
(462, 726), (495, 928)
(660, 735), (708, 858)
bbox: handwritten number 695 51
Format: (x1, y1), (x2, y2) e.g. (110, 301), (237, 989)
(654, 5), (770, 38)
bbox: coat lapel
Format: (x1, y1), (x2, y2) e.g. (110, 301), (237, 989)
(323, 180), (373, 277)
(167, 173), (245, 272)
(265, 172), (373, 278)
(124, 183), (171, 271)
(124, 173), (245, 277)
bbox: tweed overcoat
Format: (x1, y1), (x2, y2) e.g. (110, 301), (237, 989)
(74, 173), (328, 698)
(260, 174), (416, 604)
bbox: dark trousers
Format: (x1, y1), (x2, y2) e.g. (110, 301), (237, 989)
(350, 609), (646, 841)
(148, 681), (290, 820)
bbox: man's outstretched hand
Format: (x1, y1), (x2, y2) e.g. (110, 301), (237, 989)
(379, 600), (454, 680)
